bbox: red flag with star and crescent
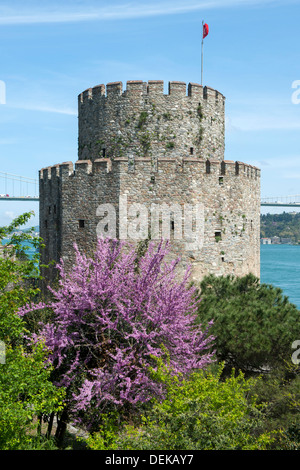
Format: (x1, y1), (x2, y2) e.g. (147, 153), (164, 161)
(203, 23), (209, 39)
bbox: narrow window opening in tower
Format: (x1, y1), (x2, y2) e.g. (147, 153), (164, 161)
(215, 231), (222, 242)
(190, 147), (194, 155)
(48, 206), (51, 214)
(171, 220), (175, 231)
(219, 176), (224, 185)
(79, 219), (85, 228)
(151, 175), (155, 184)
(102, 148), (106, 157)
(206, 160), (210, 174)
(221, 256), (225, 262)
(44, 220), (48, 228)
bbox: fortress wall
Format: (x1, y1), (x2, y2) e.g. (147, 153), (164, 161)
(39, 158), (260, 282)
(39, 164), (62, 282)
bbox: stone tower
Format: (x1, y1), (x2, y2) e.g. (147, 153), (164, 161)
(39, 80), (260, 283)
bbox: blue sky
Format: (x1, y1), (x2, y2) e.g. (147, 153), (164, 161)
(1, 0), (300, 227)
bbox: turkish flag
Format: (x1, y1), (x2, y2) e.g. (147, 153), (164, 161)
(203, 23), (209, 39)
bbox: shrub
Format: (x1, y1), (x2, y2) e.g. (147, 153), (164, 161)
(86, 362), (274, 450)
(196, 273), (300, 373)
(0, 342), (64, 450)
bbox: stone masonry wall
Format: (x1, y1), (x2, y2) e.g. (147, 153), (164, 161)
(78, 81), (225, 163)
(39, 157), (260, 284)
(39, 80), (260, 285)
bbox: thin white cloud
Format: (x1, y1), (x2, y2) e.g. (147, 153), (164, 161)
(227, 113), (300, 132)
(255, 156), (300, 169)
(7, 103), (77, 116)
(283, 172), (300, 179)
(0, 138), (17, 144)
(0, 0), (295, 25)
(4, 211), (16, 220)
(0, 11), (97, 25)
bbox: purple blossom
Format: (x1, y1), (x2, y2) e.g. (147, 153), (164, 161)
(20, 238), (215, 422)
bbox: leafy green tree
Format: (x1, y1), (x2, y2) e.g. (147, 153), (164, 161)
(0, 211), (42, 345)
(250, 361), (300, 450)
(0, 343), (65, 450)
(0, 212), (64, 449)
(86, 362), (274, 450)
(195, 273), (300, 373)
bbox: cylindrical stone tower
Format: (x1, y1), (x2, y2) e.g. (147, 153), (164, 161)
(39, 80), (260, 286)
(78, 80), (225, 162)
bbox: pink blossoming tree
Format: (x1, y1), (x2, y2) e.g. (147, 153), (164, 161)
(20, 238), (214, 433)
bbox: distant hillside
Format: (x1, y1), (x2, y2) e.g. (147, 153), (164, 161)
(11, 226), (39, 233)
(260, 212), (300, 244)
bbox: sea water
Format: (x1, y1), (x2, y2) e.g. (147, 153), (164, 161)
(260, 244), (300, 309)
(2, 238), (300, 309)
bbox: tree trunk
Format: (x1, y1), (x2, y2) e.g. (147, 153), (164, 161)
(37, 414), (42, 436)
(46, 412), (55, 439)
(55, 408), (69, 447)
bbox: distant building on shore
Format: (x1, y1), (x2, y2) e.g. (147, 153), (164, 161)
(280, 237), (292, 244)
(260, 236), (293, 245)
(260, 238), (272, 245)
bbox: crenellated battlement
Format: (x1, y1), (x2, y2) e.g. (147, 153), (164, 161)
(39, 157), (260, 182)
(78, 80), (225, 104)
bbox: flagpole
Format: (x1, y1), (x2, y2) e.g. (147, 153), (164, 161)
(201, 20), (204, 86)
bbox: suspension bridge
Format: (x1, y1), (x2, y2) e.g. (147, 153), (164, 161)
(0, 172), (39, 201)
(0, 171), (300, 207)
(260, 196), (300, 207)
